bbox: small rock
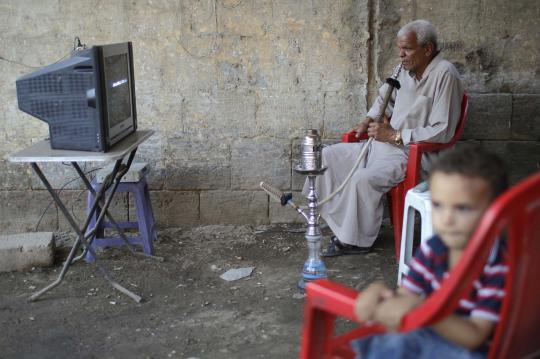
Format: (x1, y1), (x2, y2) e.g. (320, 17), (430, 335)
(220, 267), (255, 281)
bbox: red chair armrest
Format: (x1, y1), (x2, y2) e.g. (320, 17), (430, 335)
(409, 141), (454, 153)
(341, 131), (367, 143)
(301, 280), (386, 359)
(305, 279), (360, 321)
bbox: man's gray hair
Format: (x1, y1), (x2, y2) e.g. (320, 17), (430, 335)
(398, 19), (438, 51)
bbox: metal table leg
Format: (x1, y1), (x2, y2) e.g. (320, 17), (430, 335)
(28, 159), (142, 303)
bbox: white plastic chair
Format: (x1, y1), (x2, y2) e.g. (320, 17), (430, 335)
(397, 181), (433, 284)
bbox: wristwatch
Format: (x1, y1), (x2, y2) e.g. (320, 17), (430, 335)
(394, 130), (403, 146)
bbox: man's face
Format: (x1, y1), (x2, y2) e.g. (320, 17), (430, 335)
(430, 172), (492, 251)
(396, 31), (433, 78)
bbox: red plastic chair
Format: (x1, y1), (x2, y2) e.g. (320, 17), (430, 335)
(300, 171), (540, 359)
(341, 93), (468, 260)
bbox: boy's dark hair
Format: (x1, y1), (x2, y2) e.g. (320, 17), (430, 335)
(429, 144), (509, 198)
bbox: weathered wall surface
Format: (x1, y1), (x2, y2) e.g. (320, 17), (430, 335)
(0, 0), (538, 233)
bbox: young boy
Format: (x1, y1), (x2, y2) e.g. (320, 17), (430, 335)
(352, 144), (509, 359)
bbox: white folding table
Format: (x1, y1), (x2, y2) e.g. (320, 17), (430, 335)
(8, 130), (159, 302)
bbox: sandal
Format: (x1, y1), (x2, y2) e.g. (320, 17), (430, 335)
(322, 236), (371, 257)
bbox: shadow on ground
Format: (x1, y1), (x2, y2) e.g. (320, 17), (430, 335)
(0, 223), (398, 359)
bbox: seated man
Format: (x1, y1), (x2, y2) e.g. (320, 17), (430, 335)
(310, 19), (464, 256)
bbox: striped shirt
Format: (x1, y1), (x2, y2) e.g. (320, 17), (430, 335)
(402, 235), (508, 322)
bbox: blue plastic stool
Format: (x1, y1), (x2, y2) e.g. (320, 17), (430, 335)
(85, 167), (157, 262)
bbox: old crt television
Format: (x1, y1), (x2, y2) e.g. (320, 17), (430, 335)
(16, 42), (137, 152)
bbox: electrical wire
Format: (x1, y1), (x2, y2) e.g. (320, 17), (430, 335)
(34, 166), (102, 231)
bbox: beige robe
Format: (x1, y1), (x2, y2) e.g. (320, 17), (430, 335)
(309, 53), (464, 247)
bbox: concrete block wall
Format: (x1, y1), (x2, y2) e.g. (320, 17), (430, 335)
(0, 0), (538, 233)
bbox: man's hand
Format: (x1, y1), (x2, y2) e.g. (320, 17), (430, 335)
(352, 117), (374, 138)
(367, 116), (395, 142)
(354, 281), (394, 323)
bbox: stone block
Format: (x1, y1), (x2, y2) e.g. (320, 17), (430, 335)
(200, 191), (268, 225)
(0, 161), (31, 190)
(132, 134), (167, 190)
(255, 91), (324, 139)
(0, 232), (54, 272)
(217, 36), (273, 91)
(151, 191), (199, 228)
(183, 89), (258, 138)
(231, 138), (291, 190)
(0, 190), (127, 234)
(324, 91), (363, 138)
(166, 135), (230, 165)
(218, 1), (271, 38)
(512, 94), (540, 141)
(165, 165), (231, 190)
(0, 191), (62, 233)
(462, 94), (512, 140)
(480, 141), (540, 185)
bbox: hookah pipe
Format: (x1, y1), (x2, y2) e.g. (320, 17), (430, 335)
(258, 65), (403, 291)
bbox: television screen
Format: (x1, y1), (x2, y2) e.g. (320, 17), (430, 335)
(16, 41), (137, 152)
(105, 54), (131, 128)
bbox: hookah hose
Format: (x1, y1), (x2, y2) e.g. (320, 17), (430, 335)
(315, 63), (403, 207)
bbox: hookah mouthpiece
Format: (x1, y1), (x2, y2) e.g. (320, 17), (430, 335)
(385, 62), (403, 89)
(260, 182), (292, 206)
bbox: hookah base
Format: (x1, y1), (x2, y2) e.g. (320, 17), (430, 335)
(297, 262), (327, 292)
(298, 275), (327, 292)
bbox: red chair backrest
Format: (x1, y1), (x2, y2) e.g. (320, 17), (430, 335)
(400, 171), (540, 359)
(490, 175), (540, 358)
(446, 92), (468, 146)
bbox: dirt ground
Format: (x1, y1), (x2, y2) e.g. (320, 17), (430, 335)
(0, 223), (397, 359)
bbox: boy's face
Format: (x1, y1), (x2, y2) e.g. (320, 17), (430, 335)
(430, 172), (492, 251)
